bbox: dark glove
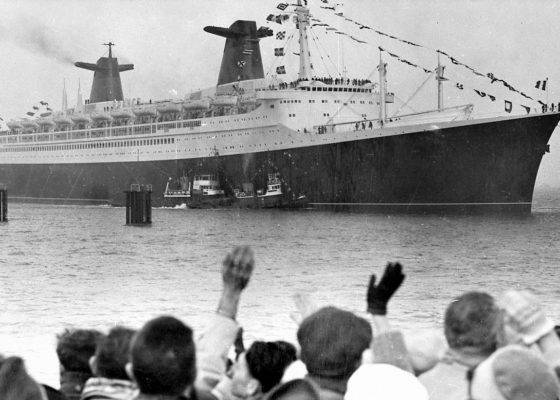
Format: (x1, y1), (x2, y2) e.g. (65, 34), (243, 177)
(367, 262), (405, 315)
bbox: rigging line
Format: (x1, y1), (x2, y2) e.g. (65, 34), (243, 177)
(309, 27), (343, 78)
(322, 8), (536, 99)
(391, 71), (434, 117)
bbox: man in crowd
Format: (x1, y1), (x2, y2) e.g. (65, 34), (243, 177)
(419, 291), (501, 400)
(296, 262), (412, 400)
(212, 340), (297, 400)
(56, 329), (104, 400)
(127, 316), (196, 400)
(81, 326), (136, 400)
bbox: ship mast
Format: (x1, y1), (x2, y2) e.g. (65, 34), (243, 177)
(436, 53), (447, 111)
(104, 42), (115, 58)
(295, 0), (313, 80)
(378, 51), (387, 123)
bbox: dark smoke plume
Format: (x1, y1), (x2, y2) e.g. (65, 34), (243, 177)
(1, 18), (78, 64)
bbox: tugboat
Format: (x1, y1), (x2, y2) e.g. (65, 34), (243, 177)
(234, 173), (284, 208)
(187, 174), (232, 208)
(163, 175), (191, 207)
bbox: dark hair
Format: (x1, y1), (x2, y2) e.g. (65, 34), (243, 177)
(245, 341), (297, 393)
(444, 291), (500, 355)
(131, 316), (196, 396)
(56, 329), (104, 373)
(265, 379), (320, 400)
(95, 326), (135, 380)
(0, 356), (44, 400)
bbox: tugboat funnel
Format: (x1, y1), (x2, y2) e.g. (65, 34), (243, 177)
(75, 43), (134, 103)
(204, 20), (271, 86)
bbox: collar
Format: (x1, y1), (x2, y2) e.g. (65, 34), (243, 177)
(442, 348), (489, 369)
(306, 375), (347, 396)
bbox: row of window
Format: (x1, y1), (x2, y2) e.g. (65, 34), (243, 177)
(1, 137), (176, 153)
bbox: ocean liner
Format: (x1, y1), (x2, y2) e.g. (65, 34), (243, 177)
(1, 1), (559, 213)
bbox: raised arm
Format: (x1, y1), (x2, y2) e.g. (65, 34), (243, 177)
(366, 262), (413, 373)
(196, 246), (255, 396)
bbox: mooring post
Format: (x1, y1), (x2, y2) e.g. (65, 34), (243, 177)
(125, 184), (152, 225)
(0, 183), (7, 222)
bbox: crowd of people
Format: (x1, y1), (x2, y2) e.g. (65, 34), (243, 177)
(1, 246), (560, 400)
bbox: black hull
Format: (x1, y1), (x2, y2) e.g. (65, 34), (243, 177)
(1, 113), (559, 214)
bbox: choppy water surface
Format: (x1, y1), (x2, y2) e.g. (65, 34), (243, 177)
(1, 203), (560, 386)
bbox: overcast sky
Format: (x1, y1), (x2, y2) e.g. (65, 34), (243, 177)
(1, 0), (560, 185)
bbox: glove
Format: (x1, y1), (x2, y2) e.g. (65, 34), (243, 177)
(499, 290), (554, 345)
(366, 262), (405, 315)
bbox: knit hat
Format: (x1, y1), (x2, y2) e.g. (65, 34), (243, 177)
(0, 356), (47, 400)
(344, 364), (429, 400)
(498, 290), (555, 345)
(297, 307), (372, 379)
(471, 345), (559, 400)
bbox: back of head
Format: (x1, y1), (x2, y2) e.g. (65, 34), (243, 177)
(471, 345), (559, 400)
(94, 326), (135, 380)
(56, 328), (103, 373)
(131, 316), (196, 396)
(297, 307), (372, 380)
(0, 356), (45, 400)
(444, 291), (499, 355)
(245, 341), (298, 393)
(345, 364), (428, 400)
(265, 379), (319, 400)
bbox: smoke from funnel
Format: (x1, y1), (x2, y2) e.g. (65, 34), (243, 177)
(0, 18), (78, 64)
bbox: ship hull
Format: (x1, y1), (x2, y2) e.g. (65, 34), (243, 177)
(1, 113), (558, 214)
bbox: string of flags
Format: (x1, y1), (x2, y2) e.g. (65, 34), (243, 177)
(306, 3), (548, 109)
(268, 2), (550, 113)
(378, 47), (535, 114)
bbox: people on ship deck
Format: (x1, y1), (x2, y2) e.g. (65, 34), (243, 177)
(3, 247), (560, 400)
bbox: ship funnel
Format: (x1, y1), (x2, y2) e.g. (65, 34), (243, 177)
(204, 20), (272, 86)
(74, 43), (134, 103)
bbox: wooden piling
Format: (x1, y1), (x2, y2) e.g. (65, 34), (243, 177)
(125, 184), (152, 225)
(0, 184), (6, 222)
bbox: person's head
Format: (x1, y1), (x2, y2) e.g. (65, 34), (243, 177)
(90, 326), (135, 380)
(231, 341), (297, 398)
(128, 316), (196, 396)
(0, 356), (47, 400)
(297, 307), (372, 382)
(444, 291), (500, 356)
(470, 345), (559, 400)
(56, 328), (103, 374)
(264, 379), (319, 400)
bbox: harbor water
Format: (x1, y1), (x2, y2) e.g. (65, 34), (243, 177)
(2, 202), (560, 387)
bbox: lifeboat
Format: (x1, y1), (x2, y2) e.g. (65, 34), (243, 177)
(212, 95), (238, 107)
(182, 99), (211, 111)
(22, 120), (39, 129)
(239, 94), (257, 105)
(133, 106), (158, 117)
(91, 112), (113, 122)
(156, 102), (182, 114)
(54, 115), (74, 126)
(36, 118), (56, 128)
(71, 114), (93, 124)
(110, 109), (135, 119)
(7, 121), (23, 130)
